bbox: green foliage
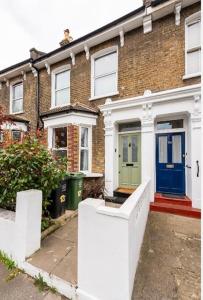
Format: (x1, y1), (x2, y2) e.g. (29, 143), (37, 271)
(41, 218), (53, 232)
(0, 136), (67, 215)
(0, 251), (16, 270)
(34, 273), (57, 293)
(0, 251), (21, 281)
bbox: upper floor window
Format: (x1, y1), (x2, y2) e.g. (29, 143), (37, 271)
(91, 47), (118, 99)
(11, 82), (23, 114)
(52, 66), (70, 108)
(185, 12), (201, 77)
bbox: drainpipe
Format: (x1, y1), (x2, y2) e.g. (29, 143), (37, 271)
(30, 63), (40, 129)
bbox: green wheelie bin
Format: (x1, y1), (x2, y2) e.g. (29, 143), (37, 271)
(67, 172), (84, 210)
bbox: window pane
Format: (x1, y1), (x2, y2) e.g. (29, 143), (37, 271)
(55, 70), (69, 90)
(12, 131), (21, 141)
(119, 122), (141, 132)
(53, 127), (67, 148)
(13, 83), (23, 100)
(94, 73), (116, 96)
(55, 88), (69, 106)
(157, 119), (183, 130)
(13, 99), (23, 113)
(188, 21), (200, 49)
(172, 135), (182, 163)
(0, 132), (3, 143)
(187, 50), (201, 74)
(159, 136), (168, 163)
(52, 149), (67, 159)
(122, 137), (128, 163)
(81, 127), (88, 147)
(80, 149), (88, 171)
(132, 136), (138, 162)
(95, 52), (117, 77)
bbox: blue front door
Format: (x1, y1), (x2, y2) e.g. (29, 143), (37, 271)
(156, 132), (185, 195)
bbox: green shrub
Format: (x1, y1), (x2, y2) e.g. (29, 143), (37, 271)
(0, 136), (67, 215)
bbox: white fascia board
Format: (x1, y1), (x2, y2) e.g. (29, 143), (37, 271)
(43, 112), (97, 128)
(99, 84), (201, 112)
(1, 121), (28, 131)
(0, 63), (31, 81)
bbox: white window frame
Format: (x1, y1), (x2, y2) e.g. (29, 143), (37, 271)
(51, 126), (68, 157)
(90, 46), (119, 100)
(183, 11), (201, 79)
(10, 81), (23, 114)
(79, 126), (92, 173)
(51, 65), (71, 108)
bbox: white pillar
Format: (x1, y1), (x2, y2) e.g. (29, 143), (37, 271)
(15, 190), (42, 262)
(190, 115), (201, 208)
(141, 118), (155, 202)
(104, 110), (114, 196)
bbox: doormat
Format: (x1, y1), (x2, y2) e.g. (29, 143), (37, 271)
(162, 194), (185, 199)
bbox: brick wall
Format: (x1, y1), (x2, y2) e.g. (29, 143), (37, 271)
(67, 124), (79, 172)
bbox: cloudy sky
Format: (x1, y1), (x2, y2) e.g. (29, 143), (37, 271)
(0, 0), (143, 70)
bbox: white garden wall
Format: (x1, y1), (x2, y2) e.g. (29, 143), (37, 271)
(0, 190), (42, 263)
(77, 179), (151, 300)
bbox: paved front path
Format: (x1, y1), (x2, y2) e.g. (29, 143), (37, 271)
(0, 263), (67, 300)
(133, 212), (201, 300)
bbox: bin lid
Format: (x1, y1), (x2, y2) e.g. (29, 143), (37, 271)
(67, 172), (85, 179)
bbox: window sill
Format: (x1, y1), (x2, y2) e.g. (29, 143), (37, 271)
(89, 91), (119, 101)
(10, 111), (24, 115)
(82, 172), (103, 178)
(182, 72), (201, 80)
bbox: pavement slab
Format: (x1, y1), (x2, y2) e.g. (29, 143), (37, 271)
(132, 212), (200, 300)
(0, 263), (67, 300)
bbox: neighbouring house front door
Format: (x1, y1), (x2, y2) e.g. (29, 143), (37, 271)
(119, 133), (141, 189)
(156, 132), (185, 195)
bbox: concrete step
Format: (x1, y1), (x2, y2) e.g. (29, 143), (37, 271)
(155, 193), (192, 207)
(150, 202), (201, 219)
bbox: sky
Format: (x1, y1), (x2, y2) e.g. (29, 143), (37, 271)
(0, 0), (143, 70)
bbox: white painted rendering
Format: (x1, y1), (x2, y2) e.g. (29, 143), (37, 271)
(77, 179), (151, 300)
(1, 121), (28, 131)
(0, 190), (42, 263)
(100, 84), (201, 208)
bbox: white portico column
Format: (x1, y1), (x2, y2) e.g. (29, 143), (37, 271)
(141, 104), (155, 202)
(103, 109), (114, 196)
(190, 96), (201, 208)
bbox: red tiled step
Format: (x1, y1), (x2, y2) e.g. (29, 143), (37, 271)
(150, 202), (201, 219)
(154, 193), (192, 207)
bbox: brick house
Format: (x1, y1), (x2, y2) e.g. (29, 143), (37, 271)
(0, 0), (201, 211)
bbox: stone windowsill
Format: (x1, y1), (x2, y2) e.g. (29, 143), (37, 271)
(84, 173), (103, 178)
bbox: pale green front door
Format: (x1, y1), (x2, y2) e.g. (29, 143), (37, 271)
(118, 133), (141, 188)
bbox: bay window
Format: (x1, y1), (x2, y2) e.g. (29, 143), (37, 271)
(52, 127), (67, 158)
(80, 127), (91, 172)
(185, 12), (201, 77)
(12, 130), (21, 142)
